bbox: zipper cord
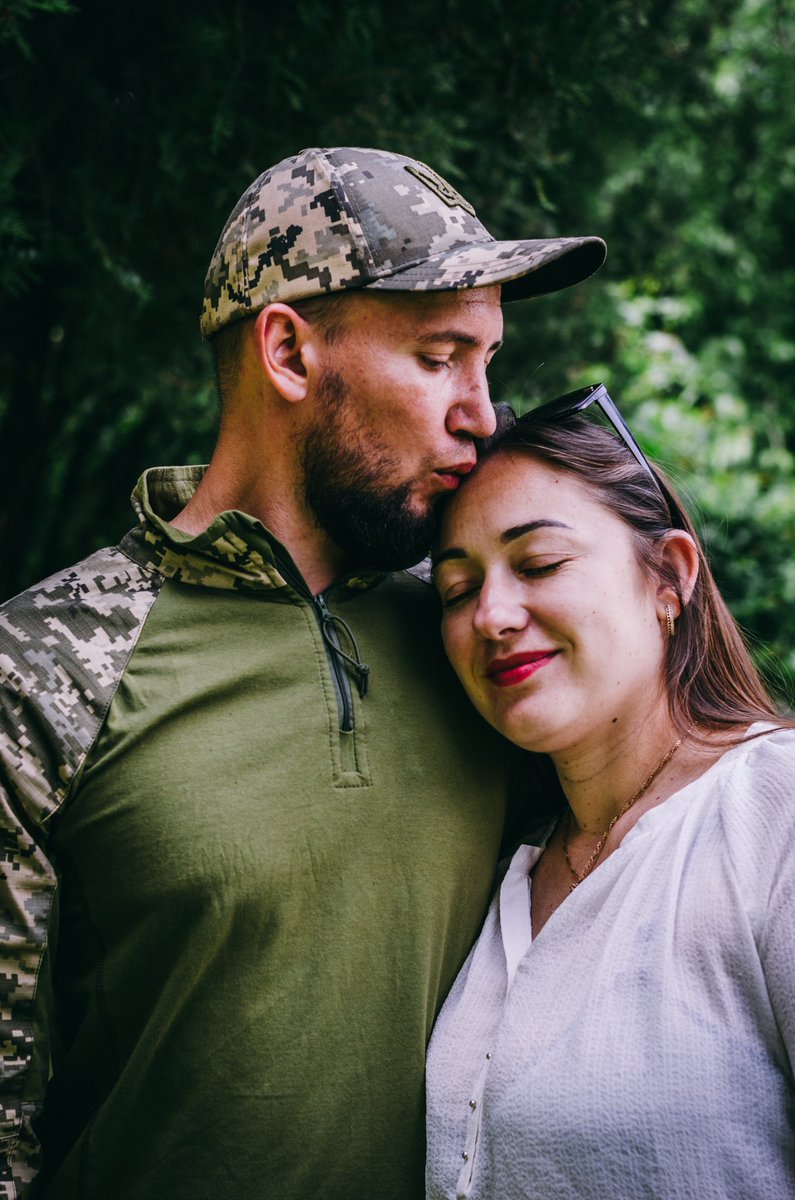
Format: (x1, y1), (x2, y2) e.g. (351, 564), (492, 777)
(318, 610), (370, 698)
(272, 547), (371, 726)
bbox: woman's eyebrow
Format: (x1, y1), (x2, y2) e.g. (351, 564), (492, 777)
(432, 547), (468, 569)
(500, 520), (571, 544)
(433, 520), (571, 568)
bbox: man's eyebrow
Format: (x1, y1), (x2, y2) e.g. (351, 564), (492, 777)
(415, 330), (504, 352)
(432, 520), (571, 570)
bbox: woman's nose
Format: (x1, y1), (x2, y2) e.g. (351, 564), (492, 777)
(471, 579), (527, 640)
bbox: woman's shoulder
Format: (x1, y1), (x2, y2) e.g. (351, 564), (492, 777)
(681, 722), (794, 808)
(724, 722), (795, 782)
(707, 723), (795, 876)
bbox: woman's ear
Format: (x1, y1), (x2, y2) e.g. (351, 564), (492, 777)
(253, 304), (318, 404)
(656, 530), (700, 618)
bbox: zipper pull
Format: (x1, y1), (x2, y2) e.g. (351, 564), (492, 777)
(354, 661), (369, 699)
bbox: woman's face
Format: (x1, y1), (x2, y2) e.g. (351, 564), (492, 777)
(433, 450), (669, 758)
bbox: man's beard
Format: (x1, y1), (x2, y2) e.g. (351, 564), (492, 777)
(301, 368), (437, 570)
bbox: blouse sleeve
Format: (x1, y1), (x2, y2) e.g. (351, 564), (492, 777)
(754, 730), (795, 1078)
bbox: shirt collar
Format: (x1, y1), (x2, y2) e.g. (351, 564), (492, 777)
(120, 466), (389, 597)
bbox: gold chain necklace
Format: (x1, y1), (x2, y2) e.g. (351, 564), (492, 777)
(562, 735), (683, 892)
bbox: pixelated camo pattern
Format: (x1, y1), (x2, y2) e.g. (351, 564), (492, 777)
(201, 147), (486, 336)
(121, 525), (293, 592)
(122, 528), (292, 593)
(201, 146), (606, 337)
(0, 550), (162, 1194)
(121, 466), (292, 592)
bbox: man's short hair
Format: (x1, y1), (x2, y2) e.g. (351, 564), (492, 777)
(212, 296), (349, 403)
(289, 295), (349, 345)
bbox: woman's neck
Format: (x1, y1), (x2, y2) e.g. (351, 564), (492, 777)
(549, 709), (684, 835)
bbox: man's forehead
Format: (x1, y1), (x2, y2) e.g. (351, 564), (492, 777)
(352, 285), (503, 333)
(376, 284), (502, 312)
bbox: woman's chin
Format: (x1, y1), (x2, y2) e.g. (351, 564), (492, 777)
(481, 698), (564, 755)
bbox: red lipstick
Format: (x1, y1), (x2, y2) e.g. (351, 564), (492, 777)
(486, 651), (558, 688)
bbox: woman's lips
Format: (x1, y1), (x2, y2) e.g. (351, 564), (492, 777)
(485, 651), (558, 688)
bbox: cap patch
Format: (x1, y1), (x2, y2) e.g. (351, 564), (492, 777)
(405, 163), (476, 217)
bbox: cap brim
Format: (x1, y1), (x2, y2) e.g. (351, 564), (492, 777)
(364, 236), (606, 300)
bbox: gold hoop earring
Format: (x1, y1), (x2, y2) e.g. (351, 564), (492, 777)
(664, 603), (676, 639)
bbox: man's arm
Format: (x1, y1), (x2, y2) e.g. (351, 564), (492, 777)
(0, 548), (163, 1196)
(0, 756), (56, 1197)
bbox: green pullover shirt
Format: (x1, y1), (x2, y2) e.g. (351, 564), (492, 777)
(0, 466), (509, 1200)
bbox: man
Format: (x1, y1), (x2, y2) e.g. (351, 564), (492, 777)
(0, 147), (605, 1198)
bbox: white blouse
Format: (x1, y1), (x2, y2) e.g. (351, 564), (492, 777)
(426, 727), (795, 1200)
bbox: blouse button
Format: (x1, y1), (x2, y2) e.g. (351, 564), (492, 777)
(462, 1152), (469, 1162)
(469, 1099), (477, 1110)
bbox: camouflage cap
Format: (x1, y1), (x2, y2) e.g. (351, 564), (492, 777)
(200, 146), (607, 338)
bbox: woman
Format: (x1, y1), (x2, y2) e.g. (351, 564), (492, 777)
(425, 384), (795, 1200)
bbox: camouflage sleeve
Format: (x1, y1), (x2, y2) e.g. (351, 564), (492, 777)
(0, 548), (162, 1196)
(0, 769), (56, 1198)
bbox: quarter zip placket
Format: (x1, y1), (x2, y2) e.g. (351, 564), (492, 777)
(314, 592), (359, 733)
(311, 589), (371, 781)
(274, 553), (370, 737)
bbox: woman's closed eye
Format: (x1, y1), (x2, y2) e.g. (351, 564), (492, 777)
(520, 558), (569, 578)
(439, 580), (481, 610)
(438, 558), (570, 609)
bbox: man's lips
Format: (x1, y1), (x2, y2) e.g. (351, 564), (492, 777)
(485, 651), (559, 688)
(434, 461), (476, 490)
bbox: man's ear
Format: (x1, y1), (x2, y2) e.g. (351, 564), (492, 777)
(656, 529), (700, 619)
(253, 304), (320, 403)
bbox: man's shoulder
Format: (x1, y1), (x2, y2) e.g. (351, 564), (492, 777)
(1, 543), (165, 699)
(0, 544), (165, 825)
(358, 563), (440, 622)
(405, 558), (433, 586)
(2, 542), (162, 641)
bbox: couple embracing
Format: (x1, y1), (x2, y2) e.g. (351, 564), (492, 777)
(1, 147), (792, 1200)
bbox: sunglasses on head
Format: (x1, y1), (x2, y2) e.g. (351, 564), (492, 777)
(517, 382), (677, 524)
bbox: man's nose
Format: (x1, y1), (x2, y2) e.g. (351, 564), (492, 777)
(447, 366), (496, 439)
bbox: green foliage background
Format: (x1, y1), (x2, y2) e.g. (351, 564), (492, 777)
(1, 0), (793, 698)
